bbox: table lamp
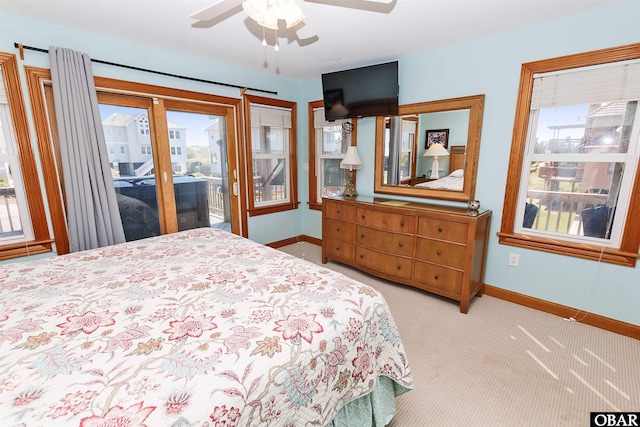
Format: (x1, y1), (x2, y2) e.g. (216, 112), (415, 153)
(340, 146), (362, 198)
(423, 143), (449, 179)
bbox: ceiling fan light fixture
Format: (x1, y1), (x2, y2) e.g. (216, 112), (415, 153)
(281, 0), (305, 28)
(242, 0), (304, 30)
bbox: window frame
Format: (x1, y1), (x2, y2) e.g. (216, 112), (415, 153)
(244, 94), (298, 216)
(498, 43), (640, 267)
(25, 66), (248, 253)
(307, 100), (358, 211)
(0, 53), (52, 261)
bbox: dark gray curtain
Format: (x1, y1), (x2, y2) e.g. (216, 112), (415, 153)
(387, 116), (403, 185)
(49, 47), (126, 252)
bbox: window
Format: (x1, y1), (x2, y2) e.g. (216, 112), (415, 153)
(138, 117), (149, 135)
(0, 53), (51, 260)
(120, 146), (125, 154)
(171, 146), (176, 155)
(383, 116), (416, 184)
(25, 66), (245, 252)
(499, 44), (640, 266)
(169, 129), (181, 139)
(308, 101), (357, 209)
(244, 94), (298, 215)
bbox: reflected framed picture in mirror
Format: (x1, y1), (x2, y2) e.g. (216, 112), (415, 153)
(426, 129), (449, 149)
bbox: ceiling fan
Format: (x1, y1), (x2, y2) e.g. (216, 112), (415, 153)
(190, 0), (395, 49)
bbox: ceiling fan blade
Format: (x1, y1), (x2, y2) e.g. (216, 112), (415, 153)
(294, 21), (319, 46)
(303, 0), (396, 13)
(190, 0), (244, 22)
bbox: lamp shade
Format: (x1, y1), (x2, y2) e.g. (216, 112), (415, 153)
(340, 146), (362, 170)
(423, 143), (450, 157)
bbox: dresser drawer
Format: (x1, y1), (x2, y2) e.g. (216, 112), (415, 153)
(414, 261), (463, 296)
(324, 219), (355, 240)
(325, 200), (356, 222)
(415, 237), (466, 269)
(355, 246), (413, 280)
(357, 208), (415, 233)
(417, 217), (468, 244)
(324, 236), (355, 262)
(356, 225), (414, 257)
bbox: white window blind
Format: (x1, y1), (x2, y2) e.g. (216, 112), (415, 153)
(403, 120), (416, 134)
(251, 104), (292, 128)
(314, 108), (351, 129)
(531, 60), (640, 108)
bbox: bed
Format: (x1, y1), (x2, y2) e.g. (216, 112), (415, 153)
(0, 228), (413, 426)
(415, 168), (464, 191)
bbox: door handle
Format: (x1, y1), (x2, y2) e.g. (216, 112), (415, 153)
(232, 181), (239, 196)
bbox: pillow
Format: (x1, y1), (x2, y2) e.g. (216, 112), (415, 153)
(450, 169), (464, 178)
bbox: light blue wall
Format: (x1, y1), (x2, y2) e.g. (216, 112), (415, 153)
(0, 12), (308, 244)
(301, 0), (640, 326)
(2, 0), (639, 325)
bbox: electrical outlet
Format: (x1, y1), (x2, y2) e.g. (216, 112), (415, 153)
(508, 253), (519, 267)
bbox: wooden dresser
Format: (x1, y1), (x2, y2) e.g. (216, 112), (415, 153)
(322, 196), (491, 313)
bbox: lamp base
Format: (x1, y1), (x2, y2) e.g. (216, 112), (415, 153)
(341, 185), (358, 198)
(342, 170), (358, 198)
(429, 157), (440, 179)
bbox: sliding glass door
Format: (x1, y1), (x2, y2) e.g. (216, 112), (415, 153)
(98, 99), (162, 241)
(162, 99), (241, 235)
(164, 104), (236, 233)
(96, 96), (240, 241)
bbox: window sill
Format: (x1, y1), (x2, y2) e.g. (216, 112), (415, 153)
(249, 202), (299, 216)
(308, 202), (321, 211)
(0, 239), (54, 261)
(497, 232), (638, 267)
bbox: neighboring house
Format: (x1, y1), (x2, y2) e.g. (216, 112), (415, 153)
(540, 101), (627, 193)
(203, 120), (224, 177)
(102, 112), (188, 176)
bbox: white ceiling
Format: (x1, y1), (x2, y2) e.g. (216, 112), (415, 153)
(2, 0), (619, 80)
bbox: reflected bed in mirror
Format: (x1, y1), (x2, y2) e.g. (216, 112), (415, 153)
(374, 94), (485, 202)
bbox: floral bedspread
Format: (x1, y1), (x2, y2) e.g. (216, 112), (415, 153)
(0, 228), (413, 426)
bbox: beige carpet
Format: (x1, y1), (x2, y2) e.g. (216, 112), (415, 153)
(279, 242), (640, 427)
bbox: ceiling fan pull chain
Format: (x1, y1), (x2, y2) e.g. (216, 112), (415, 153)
(274, 28), (279, 51)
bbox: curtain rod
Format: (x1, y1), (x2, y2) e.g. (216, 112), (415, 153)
(14, 42), (277, 96)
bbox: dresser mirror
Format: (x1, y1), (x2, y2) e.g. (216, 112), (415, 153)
(374, 94), (485, 202)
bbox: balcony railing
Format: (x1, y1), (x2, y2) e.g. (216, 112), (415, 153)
(205, 177), (226, 219)
(525, 190), (610, 235)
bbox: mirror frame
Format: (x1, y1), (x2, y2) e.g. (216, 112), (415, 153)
(374, 94), (485, 202)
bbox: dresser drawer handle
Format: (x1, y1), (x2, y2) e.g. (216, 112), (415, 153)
(336, 247), (340, 251)
(434, 274), (439, 280)
(360, 254), (364, 259)
(361, 214), (366, 220)
(436, 250), (441, 256)
(398, 242), (403, 247)
(397, 265), (401, 270)
(336, 227), (341, 232)
(400, 221), (404, 226)
(337, 209), (341, 214)
(438, 226), (443, 233)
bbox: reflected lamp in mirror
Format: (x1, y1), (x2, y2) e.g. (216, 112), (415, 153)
(423, 143), (449, 179)
(340, 146), (362, 198)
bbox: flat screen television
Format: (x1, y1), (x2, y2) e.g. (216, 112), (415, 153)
(321, 61), (399, 121)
